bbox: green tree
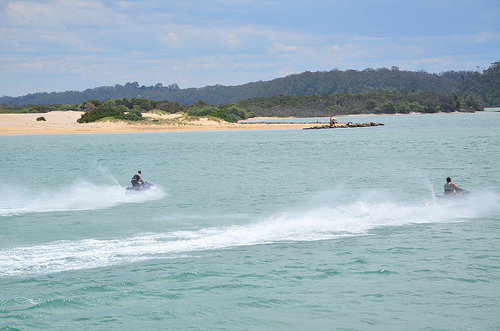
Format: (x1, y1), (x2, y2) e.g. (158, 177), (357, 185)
(118, 108), (142, 121)
(365, 99), (376, 111)
(380, 101), (396, 114)
(211, 105), (248, 122)
(77, 105), (124, 123)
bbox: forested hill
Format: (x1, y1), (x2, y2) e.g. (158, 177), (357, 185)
(1, 62), (499, 107)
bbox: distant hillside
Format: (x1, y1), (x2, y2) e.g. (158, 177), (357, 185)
(1, 62), (498, 107)
(459, 61), (500, 107)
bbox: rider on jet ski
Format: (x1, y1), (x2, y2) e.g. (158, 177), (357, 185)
(131, 170), (145, 191)
(444, 177), (462, 196)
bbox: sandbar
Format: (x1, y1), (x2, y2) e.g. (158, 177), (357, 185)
(0, 111), (317, 135)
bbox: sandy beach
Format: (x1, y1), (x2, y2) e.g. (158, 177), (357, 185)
(0, 110), (481, 135)
(0, 111), (318, 135)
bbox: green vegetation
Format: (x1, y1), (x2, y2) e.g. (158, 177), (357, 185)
(460, 61), (500, 107)
(186, 100), (251, 123)
(1, 61), (498, 107)
(77, 105), (127, 123)
(0, 90), (484, 124)
(76, 98), (160, 123)
(74, 98), (251, 123)
(0, 104), (79, 114)
(36, 116), (46, 121)
(1, 61), (497, 123)
(236, 91), (482, 117)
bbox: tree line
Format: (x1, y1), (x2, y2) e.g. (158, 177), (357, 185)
(235, 91), (483, 118)
(0, 90), (483, 124)
(458, 61), (500, 107)
(1, 61), (498, 107)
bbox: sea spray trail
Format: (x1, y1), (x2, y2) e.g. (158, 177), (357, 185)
(1, 194), (498, 278)
(0, 180), (165, 216)
(2, 114), (500, 329)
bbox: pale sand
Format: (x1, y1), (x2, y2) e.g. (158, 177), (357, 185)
(0, 111), (318, 135)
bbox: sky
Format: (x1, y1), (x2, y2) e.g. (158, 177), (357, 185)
(1, 0), (499, 97)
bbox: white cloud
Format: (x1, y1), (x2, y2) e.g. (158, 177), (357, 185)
(0, 0), (499, 97)
(5, 0), (106, 28)
(268, 43), (300, 53)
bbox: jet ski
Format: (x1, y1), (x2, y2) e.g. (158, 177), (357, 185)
(126, 181), (155, 192)
(427, 189), (473, 206)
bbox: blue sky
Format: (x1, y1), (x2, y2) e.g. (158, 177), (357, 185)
(1, 0), (499, 97)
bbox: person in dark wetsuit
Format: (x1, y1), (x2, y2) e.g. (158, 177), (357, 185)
(444, 177), (461, 196)
(131, 170), (145, 190)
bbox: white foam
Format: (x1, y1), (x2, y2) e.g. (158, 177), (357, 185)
(0, 180), (165, 216)
(1, 191), (498, 277)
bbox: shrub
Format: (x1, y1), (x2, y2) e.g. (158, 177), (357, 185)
(36, 116), (46, 121)
(82, 102), (96, 112)
(77, 105), (124, 123)
(117, 109), (143, 121)
(187, 106), (216, 117)
(86, 99), (102, 107)
(211, 105), (248, 122)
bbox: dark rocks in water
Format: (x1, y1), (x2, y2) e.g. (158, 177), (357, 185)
(304, 121), (384, 130)
(304, 124), (331, 129)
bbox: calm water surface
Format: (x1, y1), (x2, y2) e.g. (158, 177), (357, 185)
(1, 113), (499, 330)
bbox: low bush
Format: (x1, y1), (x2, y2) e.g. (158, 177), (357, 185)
(77, 105), (124, 123)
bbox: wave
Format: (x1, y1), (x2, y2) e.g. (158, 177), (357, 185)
(0, 180), (165, 216)
(1, 191), (498, 277)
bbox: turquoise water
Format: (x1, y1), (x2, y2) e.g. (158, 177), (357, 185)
(1, 113), (500, 330)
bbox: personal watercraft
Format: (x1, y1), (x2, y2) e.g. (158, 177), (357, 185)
(125, 181), (155, 192)
(427, 189), (473, 206)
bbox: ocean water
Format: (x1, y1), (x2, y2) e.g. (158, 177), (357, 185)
(1, 113), (499, 330)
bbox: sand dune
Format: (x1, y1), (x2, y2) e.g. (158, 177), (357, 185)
(0, 111), (315, 135)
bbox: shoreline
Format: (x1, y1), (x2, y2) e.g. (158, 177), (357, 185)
(0, 110), (489, 135)
(0, 111), (317, 135)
